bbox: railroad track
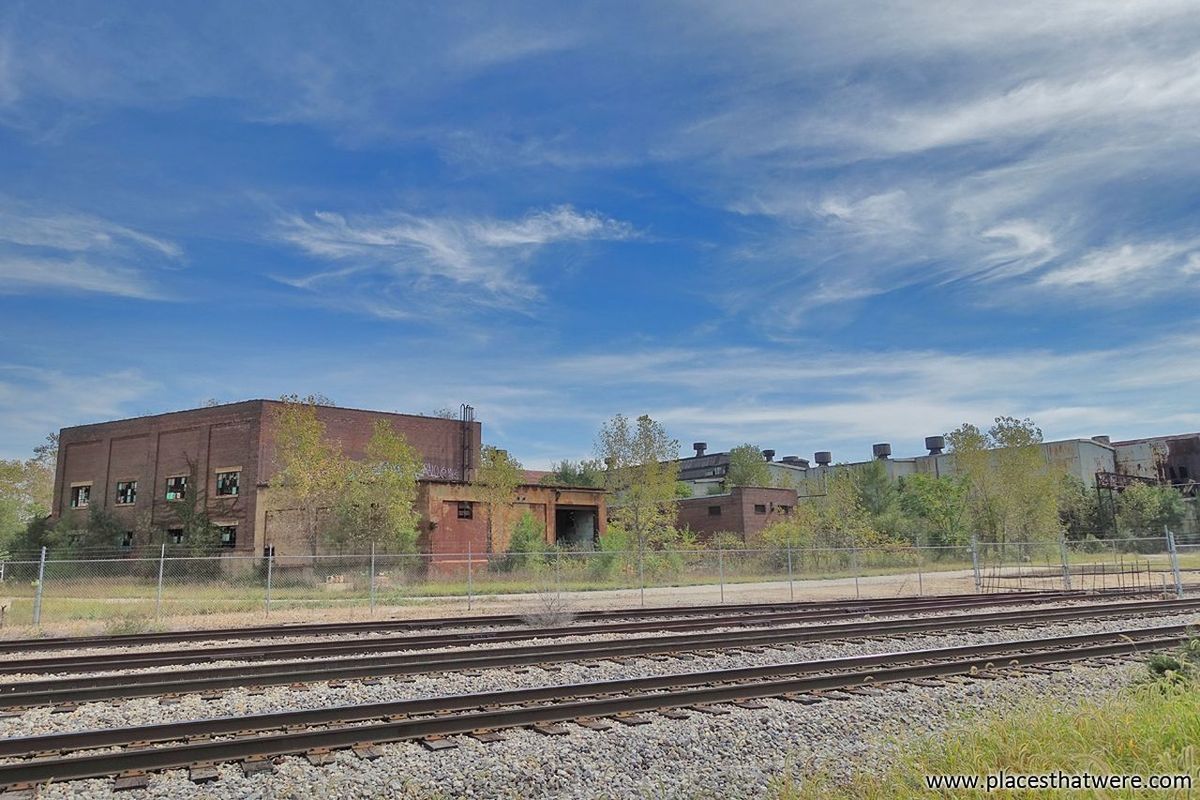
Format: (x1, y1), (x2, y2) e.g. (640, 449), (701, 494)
(0, 624), (1185, 792)
(2, 591), (1176, 677)
(0, 588), (1114, 654)
(3, 596), (1197, 708)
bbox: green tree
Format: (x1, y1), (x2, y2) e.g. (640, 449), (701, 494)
(0, 432), (57, 548)
(1116, 483), (1185, 539)
(539, 459), (604, 488)
(898, 473), (970, 548)
(596, 414), (680, 550)
(331, 420), (423, 552)
(476, 446), (524, 553)
(947, 416), (1063, 545)
(854, 459), (898, 518)
(725, 444), (771, 487)
(271, 396), (348, 555)
(502, 510), (548, 570)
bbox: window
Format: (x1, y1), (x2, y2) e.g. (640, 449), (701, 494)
(115, 480), (137, 505)
(218, 525), (237, 548)
(215, 470), (240, 497)
(167, 528), (184, 544)
(708, 505), (722, 516)
(165, 476), (187, 501)
(70, 484), (91, 508)
(120, 531), (134, 548)
(457, 501), (473, 519)
(754, 504), (767, 514)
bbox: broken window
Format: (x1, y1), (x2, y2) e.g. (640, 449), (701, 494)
(215, 470), (240, 497)
(115, 481), (137, 505)
(754, 504), (767, 514)
(168, 528), (184, 544)
(70, 484), (91, 508)
(218, 525), (237, 548)
(457, 501), (473, 519)
(708, 505), (722, 516)
(120, 531), (134, 548)
(165, 476), (187, 501)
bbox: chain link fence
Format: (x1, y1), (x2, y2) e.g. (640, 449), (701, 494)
(0, 532), (1187, 631)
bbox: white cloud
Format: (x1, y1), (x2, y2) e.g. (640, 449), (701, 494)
(274, 204), (635, 316)
(1038, 239), (1200, 289)
(0, 201), (181, 299)
(0, 365), (160, 456)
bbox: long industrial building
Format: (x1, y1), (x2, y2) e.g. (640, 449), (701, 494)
(51, 400), (605, 559)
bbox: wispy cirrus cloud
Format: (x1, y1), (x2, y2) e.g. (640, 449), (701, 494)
(0, 200), (181, 299)
(273, 204), (635, 317)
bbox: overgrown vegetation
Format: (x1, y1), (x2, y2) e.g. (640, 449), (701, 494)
(774, 640), (1200, 799)
(596, 413), (683, 551)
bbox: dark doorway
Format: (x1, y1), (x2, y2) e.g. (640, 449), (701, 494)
(555, 506), (597, 548)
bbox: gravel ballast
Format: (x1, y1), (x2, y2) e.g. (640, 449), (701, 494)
(24, 659), (1147, 800)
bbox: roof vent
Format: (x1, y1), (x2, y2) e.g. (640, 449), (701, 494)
(693, 442), (707, 457)
(781, 455), (799, 464)
(925, 436), (945, 455)
(1092, 435), (1111, 445)
(761, 449), (775, 462)
(872, 443), (892, 460)
(814, 451), (832, 466)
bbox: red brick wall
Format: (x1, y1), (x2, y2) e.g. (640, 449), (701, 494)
(676, 486), (798, 542)
(55, 401), (265, 549)
(258, 402), (480, 483)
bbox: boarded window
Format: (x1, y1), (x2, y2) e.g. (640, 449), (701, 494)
(215, 471), (240, 497)
(70, 484), (91, 508)
(457, 502), (473, 519)
(754, 504), (767, 514)
(708, 505), (722, 516)
(165, 476), (188, 501)
(115, 480), (137, 505)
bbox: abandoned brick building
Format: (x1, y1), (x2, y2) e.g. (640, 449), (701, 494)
(51, 400), (605, 560)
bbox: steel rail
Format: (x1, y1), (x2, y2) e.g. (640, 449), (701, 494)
(3, 597), (1197, 708)
(2, 592), (1180, 677)
(0, 627), (1185, 789)
(0, 589), (1098, 653)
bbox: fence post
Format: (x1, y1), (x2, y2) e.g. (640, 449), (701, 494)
(1058, 535), (1073, 591)
(555, 547), (562, 593)
(32, 546), (47, 626)
(467, 542), (474, 612)
(915, 541), (924, 597)
(717, 547), (725, 605)
(970, 535), (982, 593)
(155, 544), (166, 621)
(369, 542), (377, 613)
(786, 544), (795, 602)
(637, 545), (645, 607)
(851, 546), (860, 600)
(1166, 526), (1184, 598)
(264, 548), (274, 616)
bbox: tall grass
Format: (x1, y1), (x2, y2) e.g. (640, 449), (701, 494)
(774, 669), (1200, 799)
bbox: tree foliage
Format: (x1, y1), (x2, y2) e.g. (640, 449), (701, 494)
(271, 396), (349, 555)
(946, 416), (1062, 544)
(0, 433), (57, 549)
(539, 459), (604, 488)
(331, 420), (424, 552)
(898, 473), (970, 547)
(595, 414), (680, 549)
(1116, 482), (1185, 538)
(476, 446), (524, 553)
(725, 443), (771, 488)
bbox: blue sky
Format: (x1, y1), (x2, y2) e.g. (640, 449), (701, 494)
(2, 1), (1199, 467)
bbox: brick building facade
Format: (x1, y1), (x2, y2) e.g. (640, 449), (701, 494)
(49, 400), (604, 559)
(675, 486), (797, 543)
